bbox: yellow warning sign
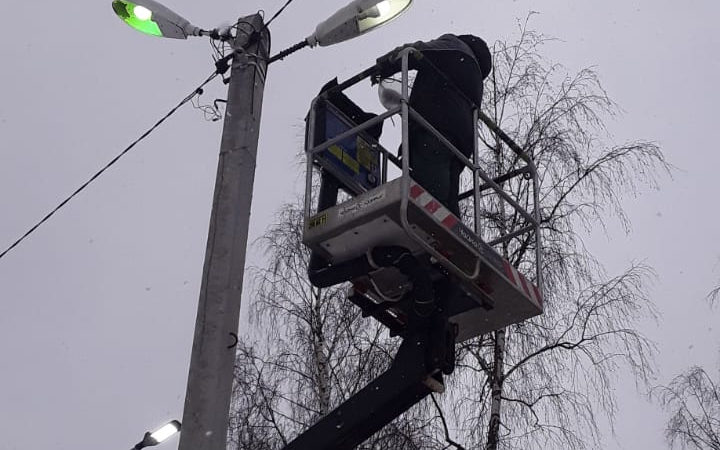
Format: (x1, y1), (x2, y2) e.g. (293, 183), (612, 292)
(328, 144), (360, 174)
(356, 138), (377, 171)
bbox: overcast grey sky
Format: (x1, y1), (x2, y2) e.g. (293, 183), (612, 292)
(1, 0), (719, 449)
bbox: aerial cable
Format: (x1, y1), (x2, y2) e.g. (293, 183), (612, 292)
(265, 0), (298, 28)
(263, 0), (305, 63)
(0, 70), (220, 262)
(1, 1), (298, 261)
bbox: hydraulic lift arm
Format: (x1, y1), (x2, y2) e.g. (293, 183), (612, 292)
(282, 302), (456, 450)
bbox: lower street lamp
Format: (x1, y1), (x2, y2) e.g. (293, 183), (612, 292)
(131, 420), (181, 449)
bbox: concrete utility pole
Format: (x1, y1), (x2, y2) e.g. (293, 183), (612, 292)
(179, 14), (269, 450)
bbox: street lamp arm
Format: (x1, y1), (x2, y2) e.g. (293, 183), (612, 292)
(199, 28), (231, 41)
(268, 40), (310, 64)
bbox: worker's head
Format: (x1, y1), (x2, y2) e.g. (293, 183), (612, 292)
(458, 35), (492, 79)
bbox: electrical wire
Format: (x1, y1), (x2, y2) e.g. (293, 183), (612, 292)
(263, 0), (306, 64)
(192, 91), (223, 122)
(0, 71), (220, 262)
(265, 0), (297, 28)
(210, 37), (226, 61)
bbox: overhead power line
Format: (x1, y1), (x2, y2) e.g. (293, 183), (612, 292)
(1, 4), (299, 262)
(265, 0), (298, 28)
(0, 71), (220, 262)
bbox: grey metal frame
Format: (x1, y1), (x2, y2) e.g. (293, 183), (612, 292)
(304, 48), (543, 293)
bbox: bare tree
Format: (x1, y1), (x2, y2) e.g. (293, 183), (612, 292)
(653, 366), (720, 450)
(653, 283), (719, 450)
(439, 17), (668, 449)
(709, 286), (720, 305)
(228, 342), (289, 450)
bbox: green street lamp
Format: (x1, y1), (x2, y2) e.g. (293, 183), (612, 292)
(111, 0), (206, 39)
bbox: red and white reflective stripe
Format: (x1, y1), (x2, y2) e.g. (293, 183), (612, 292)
(409, 182), (458, 228)
(503, 260), (543, 306)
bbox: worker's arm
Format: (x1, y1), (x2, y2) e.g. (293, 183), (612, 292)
(373, 41), (430, 82)
(373, 34), (461, 81)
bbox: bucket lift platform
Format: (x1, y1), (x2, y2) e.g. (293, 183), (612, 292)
(289, 50), (544, 449)
(305, 176), (542, 342)
(302, 50), (543, 343)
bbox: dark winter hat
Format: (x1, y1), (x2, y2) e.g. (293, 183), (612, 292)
(458, 34), (492, 79)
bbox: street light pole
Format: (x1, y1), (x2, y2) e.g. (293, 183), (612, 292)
(178, 13), (269, 450)
(111, 2), (413, 448)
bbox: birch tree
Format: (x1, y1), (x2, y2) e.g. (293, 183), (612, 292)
(652, 287), (720, 450)
(442, 18), (668, 449)
(654, 366), (720, 450)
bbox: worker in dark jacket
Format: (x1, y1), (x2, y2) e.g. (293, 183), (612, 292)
(375, 34), (492, 216)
